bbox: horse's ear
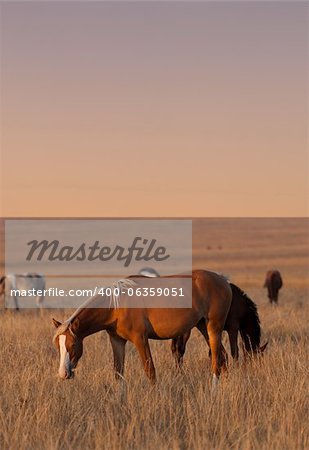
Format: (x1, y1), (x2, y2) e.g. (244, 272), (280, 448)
(259, 341), (268, 353)
(52, 318), (62, 328)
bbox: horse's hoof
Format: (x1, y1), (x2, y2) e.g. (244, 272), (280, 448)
(211, 374), (219, 393)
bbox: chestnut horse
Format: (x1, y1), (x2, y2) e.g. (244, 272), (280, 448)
(171, 283), (268, 365)
(52, 270), (232, 386)
(264, 270), (283, 304)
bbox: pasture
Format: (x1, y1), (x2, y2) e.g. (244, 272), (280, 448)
(0, 218), (308, 450)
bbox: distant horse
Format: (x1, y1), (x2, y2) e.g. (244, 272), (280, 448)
(0, 273), (45, 310)
(264, 270), (283, 304)
(171, 283), (268, 365)
(52, 270), (232, 386)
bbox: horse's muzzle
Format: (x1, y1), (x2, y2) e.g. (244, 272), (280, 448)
(65, 369), (75, 379)
(59, 369), (74, 380)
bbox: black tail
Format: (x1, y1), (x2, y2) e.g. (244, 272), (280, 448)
(230, 283), (261, 353)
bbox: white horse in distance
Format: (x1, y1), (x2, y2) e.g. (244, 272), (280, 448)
(0, 273), (45, 311)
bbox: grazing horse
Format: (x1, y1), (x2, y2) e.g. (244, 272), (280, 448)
(264, 270), (283, 304)
(52, 270), (232, 386)
(0, 273), (45, 310)
(171, 283), (268, 365)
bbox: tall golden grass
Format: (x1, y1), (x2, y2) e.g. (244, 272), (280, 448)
(0, 219), (308, 449)
(0, 286), (308, 450)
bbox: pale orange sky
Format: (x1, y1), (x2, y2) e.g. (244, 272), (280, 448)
(1, 1), (308, 217)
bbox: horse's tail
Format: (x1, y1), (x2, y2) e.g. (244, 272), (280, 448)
(230, 283), (261, 353)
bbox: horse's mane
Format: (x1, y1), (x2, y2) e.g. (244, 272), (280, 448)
(229, 282), (261, 350)
(53, 278), (137, 342)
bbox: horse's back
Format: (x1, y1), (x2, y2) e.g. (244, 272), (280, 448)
(12, 273), (45, 290)
(126, 270), (232, 339)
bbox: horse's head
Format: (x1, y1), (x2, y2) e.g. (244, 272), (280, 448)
(243, 340), (268, 358)
(52, 318), (83, 379)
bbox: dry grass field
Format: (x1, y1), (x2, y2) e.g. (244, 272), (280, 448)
(0, 218), (308, 450)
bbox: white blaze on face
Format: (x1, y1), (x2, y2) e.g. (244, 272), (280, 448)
(58, 335), (71, 379)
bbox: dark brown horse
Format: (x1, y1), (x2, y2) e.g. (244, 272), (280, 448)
(171, 283), (268, 365)
(264, 270), (283, 304)
(52, 270), (232, 386)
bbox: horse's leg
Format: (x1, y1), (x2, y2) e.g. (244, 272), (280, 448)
(240, 330), (252, 357)
(171, 337), (182, 367)
(37, 296), (44, 317)
(134, 336), (156, 383)
(171, 331), (191, 367)
(207, 320), (227, 386)
(13, 294), (20, 311)
(109, 333), (127, 380)
(228, 327), (239, 360)
(196, 321), (212, 358)
(198, 320), (228, 364)
(171, 338), (177, 360)
(196, 320), (210, 346)
(267, 287), (272, 303)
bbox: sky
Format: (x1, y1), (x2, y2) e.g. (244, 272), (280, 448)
(1, 1), (308, 217)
